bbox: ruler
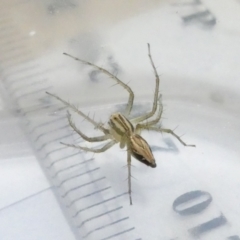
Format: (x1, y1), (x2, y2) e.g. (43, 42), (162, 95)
(0, 3), (139, 240)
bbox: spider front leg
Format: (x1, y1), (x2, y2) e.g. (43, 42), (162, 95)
(63, 53), (134, 117)
(131, 43), (160, 124)
(139, 125), (196, 147)
(134, 94), (163, 134)
(60, 140), (116, 153)
(46, 91), (109, 135)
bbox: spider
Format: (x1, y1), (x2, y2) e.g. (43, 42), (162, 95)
(46, 43), (195, 205)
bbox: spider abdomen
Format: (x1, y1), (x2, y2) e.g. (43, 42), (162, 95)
(130, 134), (156, 168)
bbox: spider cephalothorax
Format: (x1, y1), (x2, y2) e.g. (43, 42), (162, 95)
(46, 44), (195, 205)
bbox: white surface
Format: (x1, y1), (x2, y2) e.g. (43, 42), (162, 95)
(0, 0), (240, 240)
(0, 187), (75, 240)
(0, 116), (76, 240)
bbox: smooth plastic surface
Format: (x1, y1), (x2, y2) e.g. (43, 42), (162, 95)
(0, 1), (240, 240)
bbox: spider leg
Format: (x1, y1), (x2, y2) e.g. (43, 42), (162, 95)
(130, 43), (160, 124)
(141, 126), (196, 147)
(135, 96), (163, 134)
(63, 53), (134, 117)
(127, 144), (133, 205)
(132, 95), (163, 133)
(67, 111), (110, 142)
(60, 140), (116, 153)
(46, 92), (109, 135)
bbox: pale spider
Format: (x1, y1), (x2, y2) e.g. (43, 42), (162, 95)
(46, 43), (195, 205)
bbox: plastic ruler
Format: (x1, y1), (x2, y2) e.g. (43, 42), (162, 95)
(0, 4), (140, 240)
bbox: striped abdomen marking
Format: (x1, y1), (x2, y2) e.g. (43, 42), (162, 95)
(130, 134), (156, 168)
